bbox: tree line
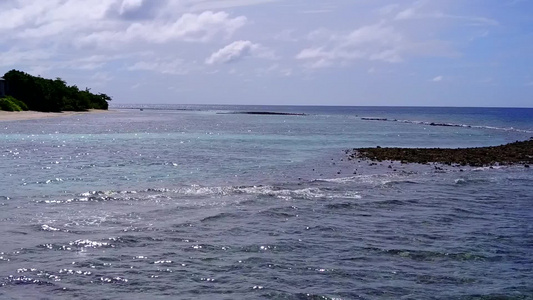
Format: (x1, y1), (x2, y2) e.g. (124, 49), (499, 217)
(0, 69), (111, 112)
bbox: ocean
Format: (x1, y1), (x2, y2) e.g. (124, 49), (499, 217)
(0, 105), (532, 299)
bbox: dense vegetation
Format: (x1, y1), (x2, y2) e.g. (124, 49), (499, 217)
(1, 70), (111, 112)
(0, 95), (28, 111)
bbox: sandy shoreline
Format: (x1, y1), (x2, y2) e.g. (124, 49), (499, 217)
(0, 109), (111, 122)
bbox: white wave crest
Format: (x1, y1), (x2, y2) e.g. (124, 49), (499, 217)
(362, 117), (533, 134)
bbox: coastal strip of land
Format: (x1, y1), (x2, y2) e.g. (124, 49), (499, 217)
(349, 140), (533, 167)
(0, 109), (110, 122)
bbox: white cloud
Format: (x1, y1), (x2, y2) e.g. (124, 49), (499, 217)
(296, 10), (462, 69)
(88, 72), (114, 87)
(395, 8), (416, 20)
(0, 48), (52, 68)
(119, 0), (144, 15)
(0, 0), (110, 32)
(0, 1), (249, 78)
(378, 4), (400, 16)
(394, 5), (498, 26)
(185, 0), (278, 12)
(205, 40), (273, 64)
(255, 64), (293, 77)
(0, 2), (247, 51)
(78, 11), (247, 47)
(65, 54), (131, 71)
(128, 58), (194, 75)
(296, 23), (405, 68)
(0, 1), (531, 107)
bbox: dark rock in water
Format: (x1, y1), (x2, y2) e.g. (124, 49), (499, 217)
(361, 117), (388, 121)
(429, 122), (455, 127)
(348, 140), (533, 167)
(220, 111), (306, 116)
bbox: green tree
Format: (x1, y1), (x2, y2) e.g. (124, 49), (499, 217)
(1, 70), (112, 112)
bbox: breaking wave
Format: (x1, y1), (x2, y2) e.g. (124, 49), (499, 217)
(37, 184), (345, 205)
(361, 117), (533, 133)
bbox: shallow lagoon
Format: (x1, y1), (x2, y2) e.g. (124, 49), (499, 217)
(1, 105), (532, 299)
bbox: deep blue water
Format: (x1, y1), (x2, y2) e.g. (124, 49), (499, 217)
(0, 105), (532, 299)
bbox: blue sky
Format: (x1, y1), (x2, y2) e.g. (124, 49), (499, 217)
(1, 0), (532, 107)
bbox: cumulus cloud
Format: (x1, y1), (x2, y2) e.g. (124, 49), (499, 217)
(205, 40), (274, 64)
(0, 1), (248, 70)
(0, 0), (250, 79)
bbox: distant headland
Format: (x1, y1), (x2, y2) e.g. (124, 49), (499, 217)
(0, 69), (111, 112)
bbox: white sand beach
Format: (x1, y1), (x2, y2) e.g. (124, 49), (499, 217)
(0, 109), (110, 122)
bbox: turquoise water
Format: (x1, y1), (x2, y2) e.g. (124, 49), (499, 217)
(0, 105), (532, 299)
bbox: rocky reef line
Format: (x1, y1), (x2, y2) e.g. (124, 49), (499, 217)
(349, 139), (533, 167)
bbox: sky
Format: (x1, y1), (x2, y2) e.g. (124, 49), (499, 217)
(1, 0), (532, 107)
